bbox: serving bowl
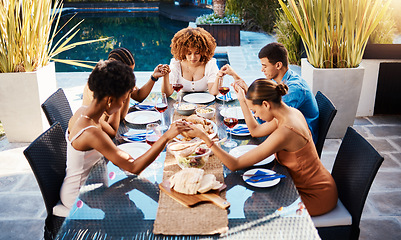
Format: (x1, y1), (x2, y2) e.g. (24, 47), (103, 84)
(196, 106), (215, 119)
(168, 142), (211, 169)
(175, 103), (197, 116)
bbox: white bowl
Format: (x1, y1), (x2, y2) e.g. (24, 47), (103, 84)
(168, 142), (211, 169)
(176, 103), (197, 116)
(195, 107), (215, 119)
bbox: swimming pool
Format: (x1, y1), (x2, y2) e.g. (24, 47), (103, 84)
(55, 12), (188, 72)
(55, 11), (229, 72)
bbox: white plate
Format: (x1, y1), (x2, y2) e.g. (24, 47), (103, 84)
(229, 145), (275, 166)
(217, 92), (237, 102)
(226, 124), (250, 136)
(175, 119), (218, 141)
(125, 111), (160, 124)
(242, 168), (281, 188)
(117, 142), (151, 158)
(183, 92), (215, 104)
(220, 106), (244, 119)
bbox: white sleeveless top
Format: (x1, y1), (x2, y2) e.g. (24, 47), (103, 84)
(53, 126), (103, 217)
(169, 58), (219, 93)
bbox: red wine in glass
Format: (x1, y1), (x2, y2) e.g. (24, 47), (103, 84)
(155, 103), (168, 113)
(172, 83), (183, 92)
(219, 86), (230, 95)
(224, 117), (239, 128)
(146, 135), (159, 146)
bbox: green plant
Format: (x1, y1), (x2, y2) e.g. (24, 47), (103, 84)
(0, 0), (109, 73)
(226, 0), (283, 33)
(275, 9), (301, 65)
(195, 13), (243, 24)
(370, 6), (397, 44)
(278, 0), (390, 68)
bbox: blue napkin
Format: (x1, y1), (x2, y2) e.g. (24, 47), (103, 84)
(245, 170), (286, 183)
(123, 130), (152, 141)
(136, 104), (154, 110)
(227, 125), (250, 134)
(218, 92), (233, 101)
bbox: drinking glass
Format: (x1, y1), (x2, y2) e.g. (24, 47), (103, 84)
(172, 80), (183, 107)
(145, 123), (162, 182)
(155, 93), (168, 131)
(145, 123), (161, 146)
(218, 77), (230, 110)
(223, 108), (238, 148)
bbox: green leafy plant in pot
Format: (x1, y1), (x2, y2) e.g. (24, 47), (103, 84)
(0, 0), (109, 142)
(277, 0), (389, 138)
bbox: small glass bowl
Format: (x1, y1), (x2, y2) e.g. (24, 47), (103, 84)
(168, 142), (211, 169)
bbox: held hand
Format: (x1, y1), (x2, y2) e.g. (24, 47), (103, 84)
(233, 83), (246, 101)
(164, 120), (192, 140)
(220, 64), (236, 77)
(159, 64), (171, 76)
(184, 122), (209, 141)
(232, 79), (248, 93)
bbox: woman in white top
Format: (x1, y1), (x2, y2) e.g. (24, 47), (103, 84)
(53, 60), (190, 218)
(162, 27), (221, 96)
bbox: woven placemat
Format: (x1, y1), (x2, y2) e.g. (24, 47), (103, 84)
(153, 112), (228, 235)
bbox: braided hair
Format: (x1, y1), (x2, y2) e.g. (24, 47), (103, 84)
(108, 47), (135, 67)
(246, 78), (288, 105)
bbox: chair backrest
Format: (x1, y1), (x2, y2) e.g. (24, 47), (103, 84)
(332, 127), (383, 236)
(23, 122), (67, 216)
(315, 91), (337, 158)
(41, 88), (73, 133)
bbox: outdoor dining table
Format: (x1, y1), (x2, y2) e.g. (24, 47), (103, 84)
(55, 92), (320, 239)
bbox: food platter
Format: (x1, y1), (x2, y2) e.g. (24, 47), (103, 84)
(175, 118), (217, 142)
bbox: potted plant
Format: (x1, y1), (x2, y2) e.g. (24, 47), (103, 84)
(196, 12), (243, 46)
(0, 0), (108, 142)
(278, 0), (389, 138)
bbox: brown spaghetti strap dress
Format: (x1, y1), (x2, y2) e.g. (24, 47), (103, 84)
(276, 126), (338, 216)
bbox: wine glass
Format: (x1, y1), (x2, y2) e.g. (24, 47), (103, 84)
(155, 93), (168, 131)
(172, 80), (183, 107)
(223, 107), (238, 148)
(145, 123), (161, 146)
(218, 77), (230, 110)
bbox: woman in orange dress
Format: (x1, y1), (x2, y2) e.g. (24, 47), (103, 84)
(188, 78), (337, 216)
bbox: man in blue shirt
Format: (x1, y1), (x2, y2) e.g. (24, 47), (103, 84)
(220, 42), (319, 143)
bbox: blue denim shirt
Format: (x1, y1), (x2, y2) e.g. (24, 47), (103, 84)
(281, 69), (319, 143)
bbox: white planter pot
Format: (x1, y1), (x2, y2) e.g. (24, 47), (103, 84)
(0, 63), (57, 142)
(301, 59), (364, 139)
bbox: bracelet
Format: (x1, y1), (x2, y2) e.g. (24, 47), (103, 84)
(207, 141), (214, 148)
(150, 75), (159, 82)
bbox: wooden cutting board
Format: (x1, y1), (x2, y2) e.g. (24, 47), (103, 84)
(159, 180), (230, 209)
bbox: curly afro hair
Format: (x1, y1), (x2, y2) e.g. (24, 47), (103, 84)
(170, 26), (216, 63)
(88, 60), (136, 101)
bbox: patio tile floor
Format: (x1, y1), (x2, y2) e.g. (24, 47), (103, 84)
(0, 30), (400, 240)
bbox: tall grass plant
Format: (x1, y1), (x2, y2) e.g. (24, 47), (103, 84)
(275, 10), (301, 65)
(278, 0), (390, 68)
(0, 0), (109, 73)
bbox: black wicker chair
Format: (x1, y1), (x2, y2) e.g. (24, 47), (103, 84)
(312, 127), (384, 240)
(23, 123), (67, 240)
(41, 88), (73, 133)
(315, 91), (337, 158)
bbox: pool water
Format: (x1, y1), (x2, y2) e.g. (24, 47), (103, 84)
(55, 12), (188, 72)
(55, 11), (229, 72)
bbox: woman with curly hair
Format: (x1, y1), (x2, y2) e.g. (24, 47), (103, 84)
(162, 27), (221, 97)
(187, 79), (337, 216)
(82, 48), (170, 138)
(53, 60), (190, 218)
